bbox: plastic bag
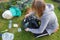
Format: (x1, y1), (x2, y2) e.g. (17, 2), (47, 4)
(2, 32), (14, 40)
(2, 10), (13, 19)
(9, 6), (21, 16)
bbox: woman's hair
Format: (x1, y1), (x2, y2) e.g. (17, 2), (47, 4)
(26, 7), (32, 14)
(32, 0), (45, 17)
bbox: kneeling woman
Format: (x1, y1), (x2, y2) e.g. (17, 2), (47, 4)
(25, 0), (59, 38)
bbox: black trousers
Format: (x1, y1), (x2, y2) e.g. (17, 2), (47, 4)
(33, 30), (48, 37)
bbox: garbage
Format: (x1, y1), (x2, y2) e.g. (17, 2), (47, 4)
(2, 10), (13, 19)
(18, 28), (22, 32)
(23, 15), (40, 29)
(4, 29), (8, 32)
(9, 6), (21, 17)
(8, 20), (12, 29)
(13, 24), (18, 28)
(2, 32), (14, 40)
(1, 29), (8, 33)
(2, 6), (21, 19)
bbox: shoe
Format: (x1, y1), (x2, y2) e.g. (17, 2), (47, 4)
(35, 33), (48, 38)
(34, 30), (48, 38)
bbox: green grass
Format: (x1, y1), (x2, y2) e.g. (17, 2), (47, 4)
(0, 0), (60, 40)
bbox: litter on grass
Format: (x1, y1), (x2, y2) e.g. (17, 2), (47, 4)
(1, 29), (8, 33)
(2, 32), (14, 40)
(2, 6), (21, 19)
(18, 28), (22, 32)
(13, 24), (18, 28)
(8, 20), (12, 29)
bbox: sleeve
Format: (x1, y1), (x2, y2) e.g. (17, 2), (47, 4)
(28, 16), (50, 34)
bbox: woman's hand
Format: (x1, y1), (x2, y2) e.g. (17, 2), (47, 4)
(25, 14), (29, 18)
(54, 26), (59, 33)
(25, 8), (33, 18)
(25, 28), (29, 31)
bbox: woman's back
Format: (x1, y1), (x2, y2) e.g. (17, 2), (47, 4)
(40, 4), (59, 35)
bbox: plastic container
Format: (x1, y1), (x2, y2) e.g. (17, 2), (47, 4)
(2, 32), (14, 40)
(18, 28), (22, 32)
(8, 20), (12, 29)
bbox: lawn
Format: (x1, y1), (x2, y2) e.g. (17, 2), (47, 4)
(0, 0), (60, 40)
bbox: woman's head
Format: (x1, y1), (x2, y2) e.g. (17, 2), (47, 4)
(32, 0), (45, 17)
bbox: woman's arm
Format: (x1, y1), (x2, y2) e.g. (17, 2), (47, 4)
(25, 8), (35, 18)
(28, 16), (50, 34)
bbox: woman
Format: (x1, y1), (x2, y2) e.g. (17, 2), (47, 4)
(25, 0), (59, 38)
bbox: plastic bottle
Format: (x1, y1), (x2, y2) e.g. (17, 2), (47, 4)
(18, 28), (22, 32)
(8, 20), (12, 29)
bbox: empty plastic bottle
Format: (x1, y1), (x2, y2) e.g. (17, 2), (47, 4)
(8, 20), (12, 29)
